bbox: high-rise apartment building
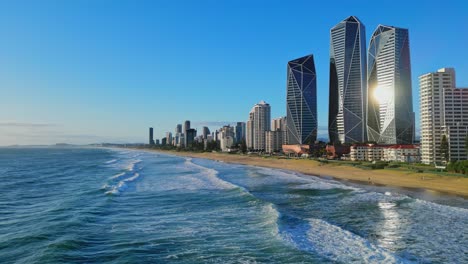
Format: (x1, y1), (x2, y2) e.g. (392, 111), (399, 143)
(420, 68), (468, 164)
(246, 101), (271, 151)
(367, 25), (414, 144)
(184, 120), (191, 133)
(265, 130), (283, 153)
(202, 126), (210, 139)
(176, 124), (182, 134)
(329, 16), (367, 144)
(272, 116), (288, 145)
(166, 132), (173, 146)
(286, 55), (317, 145)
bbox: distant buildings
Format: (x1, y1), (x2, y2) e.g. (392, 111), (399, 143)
(419, 68), (468, 164)
(202, 126), (211, 139)
(367, 25), (415, 144)
(149, 127), (155, 145)
(176, 124), (182, 134)
(185, 128), (197, 148)
(246, 101), (271, 151)
(219, 125), (235, 152)
(329, 16), (367, 144)
(286, 55), (317, 145)
(166, 132), (173, 146)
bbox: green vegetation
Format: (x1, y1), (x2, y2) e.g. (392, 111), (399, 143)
(447, 160), (468, 175)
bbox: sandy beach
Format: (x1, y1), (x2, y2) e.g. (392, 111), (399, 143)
(147, 149), (468, 197)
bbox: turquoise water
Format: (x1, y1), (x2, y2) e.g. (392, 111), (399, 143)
(0, 147), (466, 263)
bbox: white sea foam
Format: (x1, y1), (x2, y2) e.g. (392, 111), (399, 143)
(105, 173), (141, 195)
(124, 159), (142, 172)
(110, 172), (127, 179)
(104, 159), (117, 164)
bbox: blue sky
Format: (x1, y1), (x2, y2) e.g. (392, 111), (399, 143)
(1, 0), (467, 145)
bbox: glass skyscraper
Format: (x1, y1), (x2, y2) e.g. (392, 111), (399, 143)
(286, 55), (317, 145)
(367, 25), (414, 144)
(329, 16), (367, 144)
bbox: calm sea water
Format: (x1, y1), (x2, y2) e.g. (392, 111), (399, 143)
(0, 147), (467, 263)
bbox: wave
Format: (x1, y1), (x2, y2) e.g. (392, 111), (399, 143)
(104, 159), (117, 164)
(180, 158), (238, 190)
(123, 159), (142, 172)
(105, 173), (141, 195)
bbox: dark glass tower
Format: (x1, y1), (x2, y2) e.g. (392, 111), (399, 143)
(367, 25), (414, 144)
(149, 127), (155, 145)
(286, 55), (317, 145)
(329, 16), (367, 144)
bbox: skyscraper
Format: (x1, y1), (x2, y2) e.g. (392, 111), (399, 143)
(246, 101), (271, 151)
(202, 126), (210, 139)
(149, 127), (155, 145)
(420, 68), (468, 164)
(176, 124), (182, 134)
(367, 25), (414, 144)
(166, 132), (173, 146)
(184, 120), (191, 133)
(329, 16), (367, 144)
(286, 55), (317, 145)
(235, 122), (246, 144)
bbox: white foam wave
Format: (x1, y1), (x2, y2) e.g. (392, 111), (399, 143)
(180, 158), (238, 190)
(104, 159), (117, 164)
(124, 159), (142, 171)
(105, 173), (141, 195)
(110, 172), (127, 179)
(303, 218), (404, 263)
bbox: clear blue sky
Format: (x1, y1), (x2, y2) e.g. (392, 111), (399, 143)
(1, 0), (467, 145)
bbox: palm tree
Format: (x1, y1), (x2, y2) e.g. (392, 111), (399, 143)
(440, 135), (449, 163)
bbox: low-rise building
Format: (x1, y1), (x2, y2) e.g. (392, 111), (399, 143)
(349, 144), (420, 163)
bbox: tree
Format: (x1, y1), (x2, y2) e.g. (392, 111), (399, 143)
(240, 138), (247, 154)
(440, 135), (449, 163)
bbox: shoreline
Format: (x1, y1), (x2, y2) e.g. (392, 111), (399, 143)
(138, 149), (468, 198)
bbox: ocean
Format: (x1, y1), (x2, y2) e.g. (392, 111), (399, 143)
(0, 147), (466, 263)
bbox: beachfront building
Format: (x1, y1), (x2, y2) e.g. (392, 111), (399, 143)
(185, 129), (196, 148)
(420, 68), (468, 164)
(219, 126), (235, 152)
(165, 132), (173, 146)
(265, 130), (283, 154)
(246, 101), (271, 151)
(367, 25), (415, 144)
(349, 144), (420, 163)
(149, 127), (155, 145)
(272, 116), (288, 145)
(329, 16), (367, 144)
(202, 126), (211, 139)
(286, 55), (317, 145)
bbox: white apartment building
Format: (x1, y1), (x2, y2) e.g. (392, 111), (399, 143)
(219, 126), (235, 152)
(265, 130), (283, 154)
(272, 116), (288, 145)
(349, 144), (420, 163)
(419, 68), (468, 164)
(246, 101), (271, 151)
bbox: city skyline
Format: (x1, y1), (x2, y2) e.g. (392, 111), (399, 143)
(1, 1), (468, 145)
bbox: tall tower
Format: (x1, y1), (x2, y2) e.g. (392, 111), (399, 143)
(149, 127), (155, 145)
(329, 16), (367, 144)
(367, 25), (414, 144)
(184, 120), (191, 133)
(247, 101), (271, 151)
(176, 124), (182, 134)
(286, 55), (317, 145)
(420, 68), (468, 164)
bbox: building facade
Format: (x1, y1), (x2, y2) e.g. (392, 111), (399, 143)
(235, 122), (246, 144)
(265, 130), (283, 154)
(219, 126), (235, 152)
(246, 101), (271, 151)
(286, 55), (317, 145)
(420, 68), (468, 164)
(185, 129), (196, 148)
(329, 16), (367, 144)
(349, 144), (420, 163)
(272, 116), (288, 145)
(367, 25), (415, 144)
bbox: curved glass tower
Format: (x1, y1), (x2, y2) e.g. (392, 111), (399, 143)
(286, 55), (317, 145)
(367, 25), (414, 144)
(329, 16), (367, 144)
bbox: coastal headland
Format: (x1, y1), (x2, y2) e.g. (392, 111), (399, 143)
(142, 149), (468, 197)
